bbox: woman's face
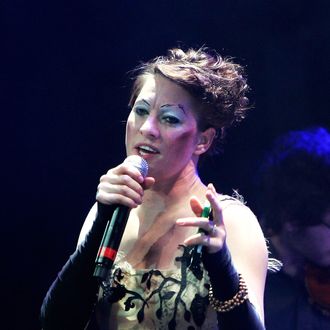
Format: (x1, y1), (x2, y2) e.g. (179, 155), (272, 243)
(125, 74), (208, 180)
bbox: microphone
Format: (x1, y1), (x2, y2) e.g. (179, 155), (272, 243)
(93, 155), (149, 281)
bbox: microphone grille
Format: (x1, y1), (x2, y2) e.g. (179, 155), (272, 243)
(124, 155), (149, 178)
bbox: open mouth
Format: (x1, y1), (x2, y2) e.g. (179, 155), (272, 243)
(137, 145), (159, 155)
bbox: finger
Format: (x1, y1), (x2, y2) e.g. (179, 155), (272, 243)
(112, 163), (145, 183)
(142, 176), (155, 190)
(100, 173), (144, 196)
(98, 180), (143, 203)
(183, 232), (210, 247)
(208, 183), (217, 194)
(206, 183), (224, 226)
(96, 191), (139, 208)
(176, 218), (215, 234)
(184, 231), (225, 254)
(189, 196), (203, 217)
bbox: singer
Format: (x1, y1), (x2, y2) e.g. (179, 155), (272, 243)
(40, 47), (268, 329)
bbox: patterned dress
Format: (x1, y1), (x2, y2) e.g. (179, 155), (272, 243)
(94, 195), (247, 329)
(95, 245), (218, 329)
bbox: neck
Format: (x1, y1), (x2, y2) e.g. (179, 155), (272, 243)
(150, 162), (204, 197)
(138, 162), (207, 222)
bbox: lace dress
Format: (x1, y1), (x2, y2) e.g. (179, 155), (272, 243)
(95, 245), (218, 329)
(94, 195), (247, 329)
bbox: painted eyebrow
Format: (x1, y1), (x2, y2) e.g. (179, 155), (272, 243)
(135, 99), (150, 106)
(160, 103), (186, 113)
(136, 99), (186, 113)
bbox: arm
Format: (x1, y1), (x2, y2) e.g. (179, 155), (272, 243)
(40, 203), (114, 330)
(203, 204), (267, 329)
(40, 161), (154, 330)
(177, 184), (267, 329)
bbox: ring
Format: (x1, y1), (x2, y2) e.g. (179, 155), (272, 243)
(202, 232), (211, 246)
(209, 223), (216, 236)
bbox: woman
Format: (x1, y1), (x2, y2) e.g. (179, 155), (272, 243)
(41, 47), (268, 329)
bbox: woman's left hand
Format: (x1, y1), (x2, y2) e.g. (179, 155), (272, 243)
(176, 183), (226, 254)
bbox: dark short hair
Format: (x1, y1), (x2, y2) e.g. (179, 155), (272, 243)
(256, 127), (330, 235)
(128, 47), (250, 155)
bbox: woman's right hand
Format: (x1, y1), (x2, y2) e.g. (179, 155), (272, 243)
(96, 162), (155, 208)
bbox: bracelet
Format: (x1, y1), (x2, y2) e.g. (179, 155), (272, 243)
(208, 273), (249, 312)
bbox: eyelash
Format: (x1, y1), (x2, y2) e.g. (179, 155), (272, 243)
(134, 107), (181, 125)
(162, 115), (180, 125)
(134, 107), (149, 116)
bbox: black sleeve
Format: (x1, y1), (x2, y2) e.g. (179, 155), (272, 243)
(202, 244), (265, 330)
(40, 204), (115, 330)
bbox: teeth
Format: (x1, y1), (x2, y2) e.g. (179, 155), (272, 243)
(139, 145), (157, 153)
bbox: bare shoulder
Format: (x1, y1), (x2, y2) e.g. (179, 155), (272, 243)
(224, 204), (263, 234)
(220, 197), (268, 269)
(218, 194), (265, 249)
(219, 194), (268, 319)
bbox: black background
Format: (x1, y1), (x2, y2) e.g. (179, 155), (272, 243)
(2, 1), (330, 329)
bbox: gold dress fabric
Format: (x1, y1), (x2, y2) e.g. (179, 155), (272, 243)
(96, 246), (218, 329)
(95, 195), (245, 329)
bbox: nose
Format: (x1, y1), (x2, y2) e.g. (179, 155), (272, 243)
(139, 115), (160, 139)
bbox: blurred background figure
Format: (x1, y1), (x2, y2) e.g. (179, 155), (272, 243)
(256, 127), (330, 330)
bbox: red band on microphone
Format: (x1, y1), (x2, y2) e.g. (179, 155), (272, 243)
(98, 246), (117, 261)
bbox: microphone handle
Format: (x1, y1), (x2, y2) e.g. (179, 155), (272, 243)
(93, 206), (130, 281)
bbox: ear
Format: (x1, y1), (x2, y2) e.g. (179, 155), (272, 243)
(194, 127), (216, 155)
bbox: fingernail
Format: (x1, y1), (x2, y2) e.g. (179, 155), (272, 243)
(138, 175), (144, 183)
(176, 219), (185, 225)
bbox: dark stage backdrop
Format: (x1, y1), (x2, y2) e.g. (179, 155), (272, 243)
(2, 0), (329, 329)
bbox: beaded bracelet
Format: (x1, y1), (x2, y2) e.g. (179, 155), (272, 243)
(209, 273), (249, 312)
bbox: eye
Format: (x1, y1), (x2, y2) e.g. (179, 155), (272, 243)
(134, 106), (149, 116)
(162, 115), (181, 125)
